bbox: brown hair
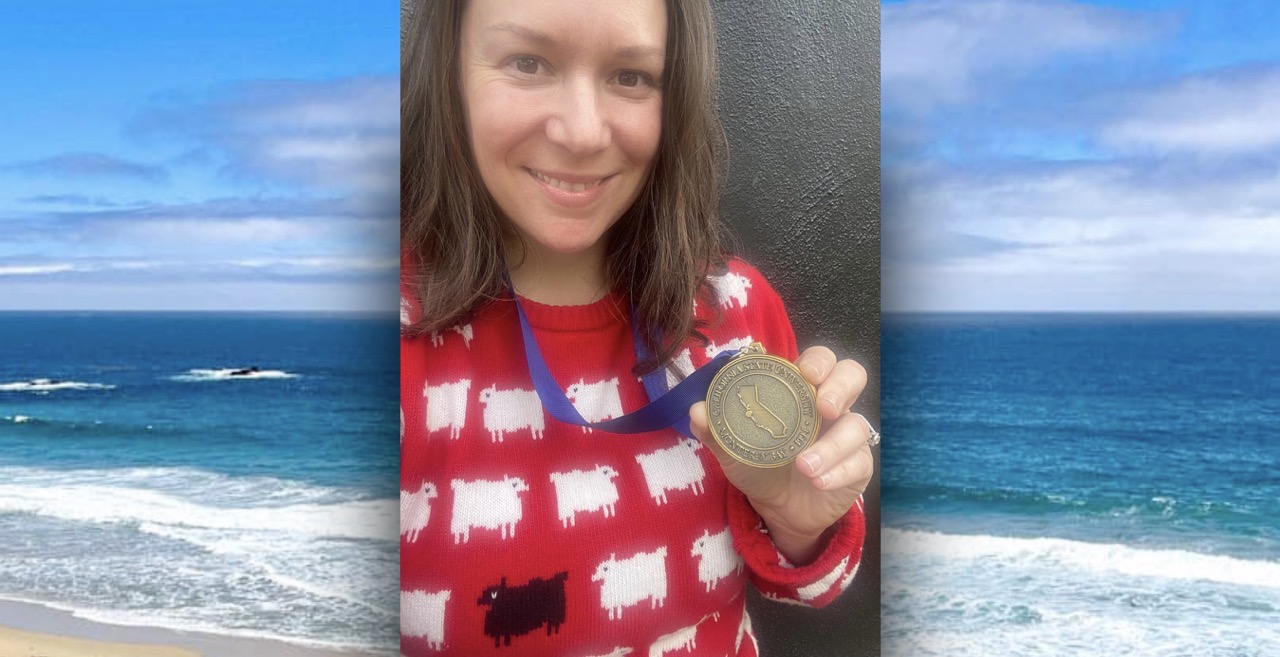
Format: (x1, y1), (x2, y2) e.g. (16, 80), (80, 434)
(401, 0), (727, 374)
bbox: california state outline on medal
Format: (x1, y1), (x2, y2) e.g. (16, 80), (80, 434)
(705, 343), (819, 467)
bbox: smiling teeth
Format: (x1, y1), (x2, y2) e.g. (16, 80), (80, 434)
(532, 170), (604, 192)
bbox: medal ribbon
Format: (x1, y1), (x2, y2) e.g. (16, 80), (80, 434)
(511, 288), (737, 438)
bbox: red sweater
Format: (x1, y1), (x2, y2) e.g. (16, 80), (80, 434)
(400, 260), (865, 656)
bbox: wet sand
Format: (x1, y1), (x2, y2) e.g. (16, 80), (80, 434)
(0, 599), (390, 657)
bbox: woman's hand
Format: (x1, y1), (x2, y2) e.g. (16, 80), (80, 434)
(689, 346), (875, 565)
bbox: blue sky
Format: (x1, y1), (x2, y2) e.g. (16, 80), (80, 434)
(883, 0), (1280, 311)
(0, 1), (398, 311)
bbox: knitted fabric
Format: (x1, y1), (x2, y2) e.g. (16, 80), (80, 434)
(400, 259), (866, 656)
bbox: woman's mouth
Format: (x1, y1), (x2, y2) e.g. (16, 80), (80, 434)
(526, 168), (615, 208)
(528, 168), (610, 191)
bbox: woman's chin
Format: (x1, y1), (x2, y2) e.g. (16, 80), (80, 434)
(522, 232), (610, 259)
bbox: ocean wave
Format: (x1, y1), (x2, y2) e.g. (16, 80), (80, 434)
(0, 466), (394, 542)
(883, 527), (1280, 655)
(885, 527), (1280, 590)
(0, 465), (397, 653)
(0, 378), (115, 393)
(888, 482), (1091, 509)
(3, 465), (347, 503)
(256, 561), (398, 618)
(170, 367), (298, 381)
(885, 613), (1280, 657)
(132, 522), (400, 616)
(0, 416), (189, 441)
(890, 484), (1265, 528)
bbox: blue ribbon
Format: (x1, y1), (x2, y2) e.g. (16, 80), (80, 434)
(511, 289), (737, 437)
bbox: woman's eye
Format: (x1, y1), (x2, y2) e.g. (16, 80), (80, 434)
(514, 57), (539, 75)
(618, 71), (641, 87)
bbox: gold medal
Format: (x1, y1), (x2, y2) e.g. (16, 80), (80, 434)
(705, 342), (819, 468)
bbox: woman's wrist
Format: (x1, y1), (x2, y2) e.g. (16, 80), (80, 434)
(755, 508), (834, 566)
(768, 526), (832, 566)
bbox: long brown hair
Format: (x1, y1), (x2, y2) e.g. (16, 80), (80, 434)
(401, 0), (727, 373)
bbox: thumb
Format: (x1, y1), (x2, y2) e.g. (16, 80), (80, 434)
(689, 401), (733, 466)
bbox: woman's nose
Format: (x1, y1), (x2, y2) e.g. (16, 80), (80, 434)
(545, 76), (611, 156)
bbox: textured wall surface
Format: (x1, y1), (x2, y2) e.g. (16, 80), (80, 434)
(710, 2), (880, 655)
(403, 1), (881, 654)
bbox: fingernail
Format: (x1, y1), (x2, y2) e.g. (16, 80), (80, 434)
(822, 393), (840, 412)
(819, 473), (831, 488)
(801, 453), (821, 474)
(802, 361), (824, 379)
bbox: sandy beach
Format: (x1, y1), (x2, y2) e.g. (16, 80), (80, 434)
(0, 600), (389, 657)
(0, 625), (199, 657)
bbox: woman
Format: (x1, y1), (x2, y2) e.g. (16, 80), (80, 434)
(400, 0), (876, 654)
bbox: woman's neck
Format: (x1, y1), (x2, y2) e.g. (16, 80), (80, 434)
(506, 239), (609, 306)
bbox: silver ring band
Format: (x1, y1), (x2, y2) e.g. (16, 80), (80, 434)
(852, 412), (881, 448)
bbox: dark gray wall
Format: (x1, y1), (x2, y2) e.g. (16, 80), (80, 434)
(711, 2), (880, 656)
(402, 1), (881, 654)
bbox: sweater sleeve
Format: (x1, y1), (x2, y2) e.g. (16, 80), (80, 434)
(728, 486), (866, 607)
(720, 259), (868, 607)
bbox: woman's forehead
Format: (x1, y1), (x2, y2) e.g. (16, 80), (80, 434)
(462, 0), (667, 58)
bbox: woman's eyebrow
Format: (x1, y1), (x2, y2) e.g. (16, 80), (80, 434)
(616, 44), (664, 61)
(486, 22), (554, 46)
(486, 22), (663, 61)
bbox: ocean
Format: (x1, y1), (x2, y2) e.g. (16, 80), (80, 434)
(881, 314), (1280, 656)
(0, 313), (399, 654)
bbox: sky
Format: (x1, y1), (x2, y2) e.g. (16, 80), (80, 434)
(882, 0), (1280, 312)
(0, 2), (398, 311)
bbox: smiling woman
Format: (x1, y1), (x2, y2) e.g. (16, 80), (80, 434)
(403, 0), (725, 357)
(459, 0), (666, 302)
(400, 1), (878, 655)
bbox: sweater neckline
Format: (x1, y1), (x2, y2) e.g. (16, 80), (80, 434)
(514, 290), (630, 332)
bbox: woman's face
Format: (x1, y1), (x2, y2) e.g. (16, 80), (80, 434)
(459, 0), (667, 262)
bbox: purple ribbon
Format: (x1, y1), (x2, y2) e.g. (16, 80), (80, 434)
(511, 289), (736, 437)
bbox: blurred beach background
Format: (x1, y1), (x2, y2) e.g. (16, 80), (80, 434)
(1, 2), (399, 654)
(881, 315), (1280, 654)
(0, 314), (398, 655)
(882, 0), (1280, 654)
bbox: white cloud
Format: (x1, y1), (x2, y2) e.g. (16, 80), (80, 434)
(3, 76), (398, 310)
(237, 78), (399, 132)
(0, 281), (397, 312)
(882, 1), (1280, 312)
(0, 254), (394, 283)
(0, 260), (164, 277)
(885, 159), (1280, 311)
(883, 0), (1165, 112)
(228, 256), (398, 272)
(107, 217), (377, 245)
(0, 264), (77, 276)
(136, 76), (399, 197)
(1101, 67), (1280, 155)
(268, 135), (397, 162)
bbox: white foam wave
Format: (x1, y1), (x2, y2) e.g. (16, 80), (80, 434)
(0, 465), (398, 651)
(171, 367), (298, 381)
(3, 486), (394, 541)
(4, 415), (35, 423)
(257, 562), (398, 618)
(883, 527), (1280, 655)
(0, 467), (395, 542)
(0, 378), (115, 392)
(887, 612), (1280, 656)
(133, 522), (399, 618)
(885, 528), (1280, 589)
(2, 465), (352, 506)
